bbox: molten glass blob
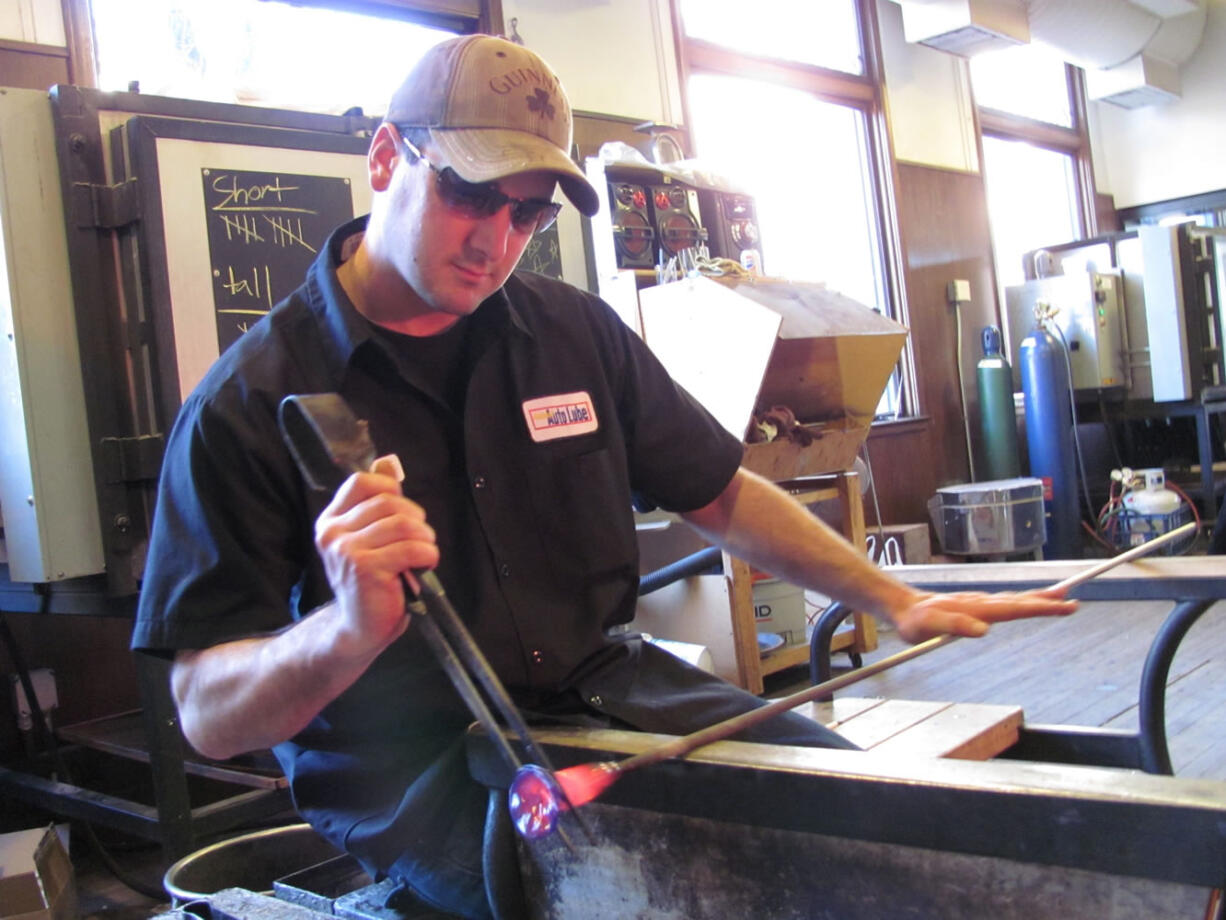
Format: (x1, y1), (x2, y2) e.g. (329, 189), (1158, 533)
(555, 762), (619, 808)
(508, 762), (622, 839)
(508, 764), (564, 840)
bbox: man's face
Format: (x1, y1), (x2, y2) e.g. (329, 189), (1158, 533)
(378, 140), (557, 321)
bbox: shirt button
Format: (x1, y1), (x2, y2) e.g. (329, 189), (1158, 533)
(531, 650), (544, 665)
(499, 563), (511, 578)
(589, 695), (603, 707)
(473, 476), (487, 490)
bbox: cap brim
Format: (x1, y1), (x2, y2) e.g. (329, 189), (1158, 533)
(427, 127), (600, 218)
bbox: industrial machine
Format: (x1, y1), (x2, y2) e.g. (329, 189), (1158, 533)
(607, 181), (655, 269)
(646, 182), (707, 259)
(1005, 270), (1127, 393)
(696, 188), (763, 269)
(1004, 223), (1226, 403)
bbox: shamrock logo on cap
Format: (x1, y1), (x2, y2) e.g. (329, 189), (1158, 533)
(527, 88), (555, 120)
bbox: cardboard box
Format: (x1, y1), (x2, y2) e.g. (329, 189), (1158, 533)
(866, 522), (932, 566)
(0, 827), (76, 920)
(638, 276), (907, 477)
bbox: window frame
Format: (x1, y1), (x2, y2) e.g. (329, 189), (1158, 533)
(975, 63), (1098, 241)
(669, 0), (916, 419)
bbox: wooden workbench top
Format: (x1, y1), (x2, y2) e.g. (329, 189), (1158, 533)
(789, 697), (1023, 761)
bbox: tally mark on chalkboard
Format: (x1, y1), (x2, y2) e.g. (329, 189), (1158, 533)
(208, 173), (320, 254)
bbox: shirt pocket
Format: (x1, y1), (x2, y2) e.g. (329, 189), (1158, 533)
(530, 445), (638, 579)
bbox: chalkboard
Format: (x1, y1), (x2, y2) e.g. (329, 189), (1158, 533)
(114, 115), (372, 426)
(518, 222), (563, 280)
(202, 167), (354, 352)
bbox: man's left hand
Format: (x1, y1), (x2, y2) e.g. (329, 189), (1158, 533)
(890, 588), (1078, 644)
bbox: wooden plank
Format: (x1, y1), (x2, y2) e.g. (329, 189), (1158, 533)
(816, 699), (952, 750)
(724, 554), (763, 693)
(789, 696), (885, 730)
(871, 703), (1022, 760)
(788, 697), (1021, 760)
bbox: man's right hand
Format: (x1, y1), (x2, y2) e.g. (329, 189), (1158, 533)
(171, 466), (439, 761)
(314, 468), (440, 656)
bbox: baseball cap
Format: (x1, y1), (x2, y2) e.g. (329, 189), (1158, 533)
(386, 34), (600, 217)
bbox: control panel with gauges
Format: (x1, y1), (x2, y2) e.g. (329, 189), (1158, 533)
(697, 190), (763, 270)
(608, 181), (656, 269)
(649, 183), (708, 259)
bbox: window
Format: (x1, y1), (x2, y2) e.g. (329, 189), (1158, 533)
(969, 44), (1073, 128)
(88, 0), (457, 116)
(676, 0), (907, 418)
(678, 0), (863, 75)
(971, 45), (1094, 307)
(981, 136), (1080, 289)
(687, 74), (884, 312)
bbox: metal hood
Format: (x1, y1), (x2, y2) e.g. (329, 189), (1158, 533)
(890, 0), (1208, 107)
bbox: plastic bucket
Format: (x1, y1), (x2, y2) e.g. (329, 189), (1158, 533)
(163, 823), (342, 905)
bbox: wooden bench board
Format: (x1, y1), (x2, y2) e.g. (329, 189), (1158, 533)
(787, 697), (1024, 760)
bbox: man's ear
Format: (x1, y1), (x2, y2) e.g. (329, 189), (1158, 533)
(368, 123), (402, 193)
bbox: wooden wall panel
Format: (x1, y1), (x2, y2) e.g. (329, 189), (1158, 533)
(0, 39), (69, 91)
(1095, 191), (1121, 234)
(0, 614), (140, 758)
(865, 162), (999, 528)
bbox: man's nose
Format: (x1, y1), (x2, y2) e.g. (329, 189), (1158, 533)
(467, 203), (516, 260)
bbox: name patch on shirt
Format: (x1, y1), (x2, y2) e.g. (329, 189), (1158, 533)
(522, 391), (599, 443)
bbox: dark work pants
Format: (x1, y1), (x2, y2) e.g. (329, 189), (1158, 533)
(386, 638), (857, 919)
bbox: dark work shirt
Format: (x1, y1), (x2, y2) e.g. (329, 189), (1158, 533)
(131, 216), (758, 906)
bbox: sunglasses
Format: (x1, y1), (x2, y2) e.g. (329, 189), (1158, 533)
(398, 131), (563, 234)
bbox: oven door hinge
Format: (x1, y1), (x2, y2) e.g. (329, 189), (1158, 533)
(72, 177), (140, 229)
(100, 434), (165, 484)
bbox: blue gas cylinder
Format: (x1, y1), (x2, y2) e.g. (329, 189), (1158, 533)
(1019, 326), (1080, 558)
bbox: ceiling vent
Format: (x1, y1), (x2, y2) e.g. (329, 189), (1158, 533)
(897, 0), (1030, 56)
(891, 0), (1207, 107)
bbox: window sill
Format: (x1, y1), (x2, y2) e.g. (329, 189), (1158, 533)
(868, 415), (931, 438)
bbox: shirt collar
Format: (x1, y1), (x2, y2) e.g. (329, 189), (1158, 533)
(305, 216), (535, 387)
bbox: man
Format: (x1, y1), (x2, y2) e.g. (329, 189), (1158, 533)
(133, 33), (1075, 919)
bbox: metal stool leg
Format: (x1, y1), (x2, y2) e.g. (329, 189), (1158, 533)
(809, 602), (858, 700)
(1137, 598), (1214, 775)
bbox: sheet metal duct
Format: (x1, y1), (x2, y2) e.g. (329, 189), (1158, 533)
(892, 0), (1207, 107)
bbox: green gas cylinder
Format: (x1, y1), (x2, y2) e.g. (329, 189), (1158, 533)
(977, 325), (1021, 481)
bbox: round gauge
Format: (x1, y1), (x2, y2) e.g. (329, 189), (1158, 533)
(615, 210), (653, 259)
(668, 187), (687, 208)
(613, 184), (637, 207)
(730, 220), (760, 248)
(660, 213), (700, 256)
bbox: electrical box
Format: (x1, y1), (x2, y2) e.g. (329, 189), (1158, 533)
(0, 89), (105, 582)
(1004, 271), (1127, 393)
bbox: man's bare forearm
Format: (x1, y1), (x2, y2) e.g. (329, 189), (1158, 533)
(681, 467), (919, 621)
(171, 601), (404, 760)
(682, 467), (1076, 643)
